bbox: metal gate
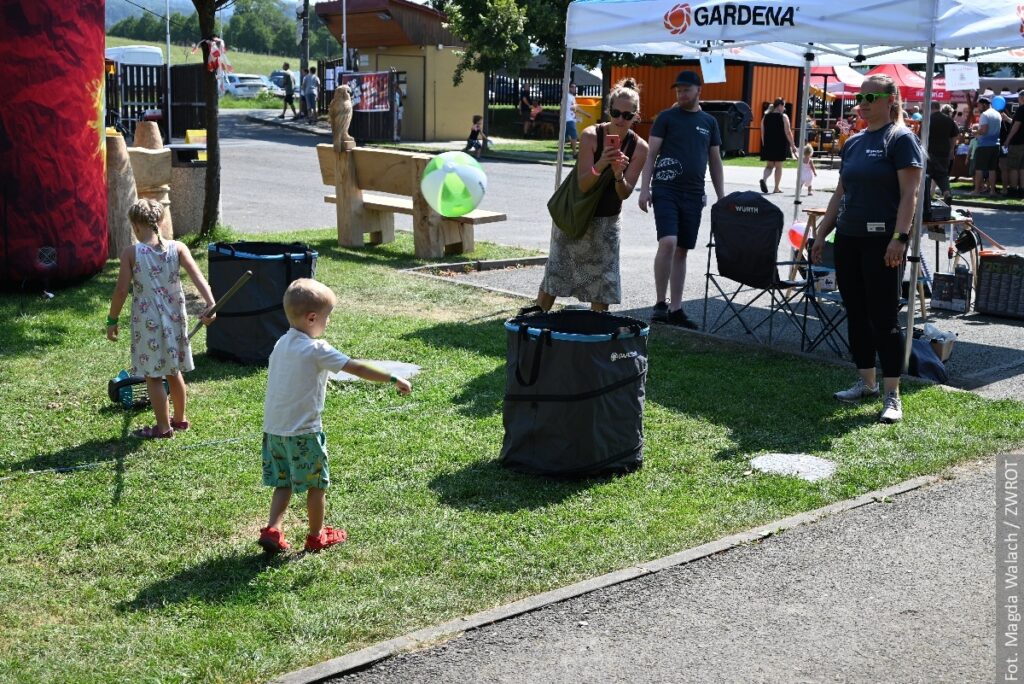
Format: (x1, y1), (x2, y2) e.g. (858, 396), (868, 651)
(104, 62), (206, 143)
(105, 63), (165, 142)
(170, 63), (206, 139)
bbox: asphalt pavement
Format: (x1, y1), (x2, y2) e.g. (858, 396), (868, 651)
(330, 459), (998, 684)
(220, 112), (1021, 683)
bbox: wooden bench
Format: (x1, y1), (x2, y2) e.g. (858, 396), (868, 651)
(316, 144), (507, 258)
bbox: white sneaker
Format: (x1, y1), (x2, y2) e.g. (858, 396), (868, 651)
(833, 379), (880, 403)
(879, 392), (903, 424)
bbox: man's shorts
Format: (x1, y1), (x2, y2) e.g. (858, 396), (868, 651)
(284, 92), (294, 106)
(926, 157), (950, 182)
(262, 432), (330, 493)
(564, 121), (578, 141)
(974, 145), (1000, 172)
(1007, 144), (1024, 170)
(652, 188), (705, 248)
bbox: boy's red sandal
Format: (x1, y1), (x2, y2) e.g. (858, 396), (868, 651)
(304, 526), (347, 552)
(258, 527), (291, 554)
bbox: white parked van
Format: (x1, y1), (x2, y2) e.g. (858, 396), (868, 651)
(105, 45), (164, 65)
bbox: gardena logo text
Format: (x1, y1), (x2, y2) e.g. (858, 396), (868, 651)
(664, 3), (796, 35)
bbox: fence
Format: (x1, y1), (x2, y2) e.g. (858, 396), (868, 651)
(105, 62), (206, 143)
(170, 64), (206, 139)
(487, 73), (602, 108)
(105, 63), (164, 141)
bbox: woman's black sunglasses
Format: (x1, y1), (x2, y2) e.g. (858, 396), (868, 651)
(854, 92), (891, 104)
(610, 108), (636, 120)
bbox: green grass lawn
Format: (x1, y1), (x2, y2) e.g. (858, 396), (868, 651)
(2, 228), (1023, 683)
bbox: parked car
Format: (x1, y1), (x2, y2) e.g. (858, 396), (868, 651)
(223, 73), (267, 98)
(259, 75), (284, 97)
(105, 45), (163, 65)
(269, 70), (298, 93)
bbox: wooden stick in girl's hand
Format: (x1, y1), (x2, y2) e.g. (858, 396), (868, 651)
(188, 270), (253, 340)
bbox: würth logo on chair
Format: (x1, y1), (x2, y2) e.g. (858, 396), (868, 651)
(665, 3), (797, 35)
(729, 204), (760, 214)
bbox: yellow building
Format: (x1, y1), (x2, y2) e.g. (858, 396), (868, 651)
(316, 0), (483, 141)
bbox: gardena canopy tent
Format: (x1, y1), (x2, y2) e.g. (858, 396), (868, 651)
(560, 0), (1024, 365)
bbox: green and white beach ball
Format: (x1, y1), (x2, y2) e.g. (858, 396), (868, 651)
(420, 151), (487, 217)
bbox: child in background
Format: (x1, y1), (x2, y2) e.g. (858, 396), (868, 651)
(258, 278), (412, 554)
(106, 199), (216, 439)
(463, 114), (488, 158)
(799, 143), (817, 195)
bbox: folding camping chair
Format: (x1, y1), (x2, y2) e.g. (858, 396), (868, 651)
(800, 237), (848, 355)
(702, 192), (809, 346)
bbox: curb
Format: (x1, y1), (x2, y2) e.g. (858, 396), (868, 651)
(269, 473), (941, 684)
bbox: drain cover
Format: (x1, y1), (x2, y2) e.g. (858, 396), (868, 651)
(750, 453), (836, 482)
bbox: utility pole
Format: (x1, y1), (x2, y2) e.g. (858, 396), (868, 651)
(165, 0), (172, 141)
(300, 0), (310, 74)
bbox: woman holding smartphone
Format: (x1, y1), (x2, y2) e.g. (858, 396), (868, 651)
(523, 77), (650, 314)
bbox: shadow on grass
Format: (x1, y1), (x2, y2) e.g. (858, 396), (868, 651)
(0, 270), (116, 357)
(429, 459), (606, 513)
(7, 429), (138, 506)
(642, 330), (925, 461)
(120, 552), (291, 611)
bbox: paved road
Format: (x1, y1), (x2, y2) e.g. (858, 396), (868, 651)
(333, 459), (998, 684)
(220, 110), (1024, 400)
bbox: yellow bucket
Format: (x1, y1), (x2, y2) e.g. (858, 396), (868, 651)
(575, 96), (603, 127)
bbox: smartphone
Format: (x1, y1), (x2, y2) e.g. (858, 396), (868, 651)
(605, 133), (620, 150)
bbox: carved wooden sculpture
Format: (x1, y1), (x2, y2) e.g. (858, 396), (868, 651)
(329, 85), (356, 153)
(106, 132), (138, 257)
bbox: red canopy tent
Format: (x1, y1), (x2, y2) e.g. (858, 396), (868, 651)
(809, 65), (864, 98)
(865, 63), (949, 102)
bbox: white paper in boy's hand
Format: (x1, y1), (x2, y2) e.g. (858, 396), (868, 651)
(329, 360), (422, 382)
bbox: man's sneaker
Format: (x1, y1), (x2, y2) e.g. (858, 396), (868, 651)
(879, 391), (903, 424)
(305, 526), (348, 552)
(665, 308), (699, 330)
(651, 301), (669, 322)
(258, 527), (290, 554)
(833, 379), (880, 403)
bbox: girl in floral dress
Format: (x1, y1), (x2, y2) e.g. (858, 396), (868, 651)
(105, 199), (217, 438)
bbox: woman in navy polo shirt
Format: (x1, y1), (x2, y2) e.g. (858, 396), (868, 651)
(811, 74), (924, 424)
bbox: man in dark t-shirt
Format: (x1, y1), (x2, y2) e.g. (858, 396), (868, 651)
(1003, 91), (1024, 197)
(638, 70), (725, 329)
(926, 101), (960, 201)
(519, 87), (534, 136)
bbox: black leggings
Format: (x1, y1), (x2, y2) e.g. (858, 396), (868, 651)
(835, 234), (904, 378)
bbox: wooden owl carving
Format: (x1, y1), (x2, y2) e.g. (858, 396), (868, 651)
(329, 85), (355, 153)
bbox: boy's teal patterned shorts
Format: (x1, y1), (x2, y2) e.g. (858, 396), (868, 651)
(262, 432), (331, 493)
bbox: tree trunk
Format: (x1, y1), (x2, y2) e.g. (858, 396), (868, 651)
(197, 6), (220, 239)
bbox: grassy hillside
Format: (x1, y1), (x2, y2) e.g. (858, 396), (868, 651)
(106, 35), (297, 77)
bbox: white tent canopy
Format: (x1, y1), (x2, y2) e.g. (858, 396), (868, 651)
(558, 0), (1024, 365)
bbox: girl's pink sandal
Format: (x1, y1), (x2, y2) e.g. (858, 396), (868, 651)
(132, 425), (174, 439)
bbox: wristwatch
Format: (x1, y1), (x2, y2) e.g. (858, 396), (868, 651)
(892, 231), (910, 243)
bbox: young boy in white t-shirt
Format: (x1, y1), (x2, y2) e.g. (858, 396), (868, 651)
(258, 278), (412, 554)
